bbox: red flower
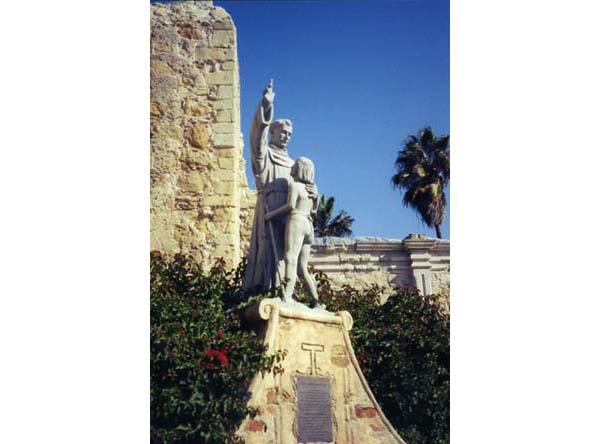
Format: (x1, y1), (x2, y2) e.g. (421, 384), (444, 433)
(216, 352), (229, 367)
(204, 348), (220, 358)
(217, 329), (224, 339)
(201, 345), (230, 369)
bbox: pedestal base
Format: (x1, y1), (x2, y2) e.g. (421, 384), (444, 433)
(237, 298), (406, 444)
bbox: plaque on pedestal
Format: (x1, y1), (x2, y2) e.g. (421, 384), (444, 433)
(297, 375), (333, 443)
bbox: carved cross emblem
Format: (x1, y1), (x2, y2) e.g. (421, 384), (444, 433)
(301, 343), (324, 375)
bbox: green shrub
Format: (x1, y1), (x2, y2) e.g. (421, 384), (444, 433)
(357, 290), (449, 444)
(151, 254), (449, 444)
(150, 253), (283, 444)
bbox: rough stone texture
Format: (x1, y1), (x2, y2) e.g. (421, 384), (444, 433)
(246, 420), (267, 433)
(310, 234), (450, 301)
(355, 406), (378, 418)
(239, 188), (257, 255)
(150, 1), (249, 269)
(237, 299), (406, 444)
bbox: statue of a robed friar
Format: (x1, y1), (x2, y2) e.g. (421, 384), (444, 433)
(243, 80), (323, 308)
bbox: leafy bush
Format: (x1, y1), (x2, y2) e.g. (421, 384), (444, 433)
(150, 253), (283, 444)
(151, 253), (449, 444)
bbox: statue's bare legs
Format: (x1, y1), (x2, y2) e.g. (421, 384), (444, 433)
(298, 243), (320, 306)
(282, 217), (321, 307)
(282, 222), (303, 303)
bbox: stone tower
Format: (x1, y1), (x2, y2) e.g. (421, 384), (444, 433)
(150, 1), (255, 270)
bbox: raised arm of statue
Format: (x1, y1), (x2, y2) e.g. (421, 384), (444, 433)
(249, 80), (275, 183)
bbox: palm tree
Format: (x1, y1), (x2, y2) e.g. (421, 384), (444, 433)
(391, 127), (450, 239)
(313, 195), (354, 237)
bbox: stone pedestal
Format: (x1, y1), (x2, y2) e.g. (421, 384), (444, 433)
(237, 298), (406, 444)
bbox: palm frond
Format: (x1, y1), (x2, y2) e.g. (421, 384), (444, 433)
(391, 126), (450, 238)
(313, 194), (354, 238)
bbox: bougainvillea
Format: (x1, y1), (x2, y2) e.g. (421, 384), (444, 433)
(150, 253), (282, 444)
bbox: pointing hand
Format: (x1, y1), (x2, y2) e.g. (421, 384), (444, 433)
(262, 79), (275, 108)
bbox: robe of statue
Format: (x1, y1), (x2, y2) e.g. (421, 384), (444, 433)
(243, 103), (294, 292)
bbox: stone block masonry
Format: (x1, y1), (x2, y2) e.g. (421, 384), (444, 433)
(150, 1), (254, 269)
(310, 234), (450, 303)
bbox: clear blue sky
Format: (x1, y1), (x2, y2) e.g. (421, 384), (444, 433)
(216, 0), (449, 239)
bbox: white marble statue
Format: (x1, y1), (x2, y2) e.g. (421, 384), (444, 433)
(265, 157), (323, 308)
(242, 79), (292, 292)
(243, 80), (318, 301)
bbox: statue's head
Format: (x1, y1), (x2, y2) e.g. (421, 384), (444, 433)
(269, 119), (293, 149)
(291, 157), (315, 184)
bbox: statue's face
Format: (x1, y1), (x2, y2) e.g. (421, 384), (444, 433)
(271, 125), (292, 149)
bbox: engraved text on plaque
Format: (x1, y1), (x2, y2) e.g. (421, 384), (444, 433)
(297, 375), (333, 443)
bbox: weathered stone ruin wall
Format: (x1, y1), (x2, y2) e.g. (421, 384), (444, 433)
(151, 0), (254, 269)
(310, 235), (450, 300)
